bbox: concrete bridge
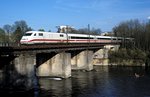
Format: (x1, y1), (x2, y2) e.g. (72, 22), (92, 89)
(0, 43), (119, 90)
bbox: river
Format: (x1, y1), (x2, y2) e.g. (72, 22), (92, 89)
(1, 66), (150, 97)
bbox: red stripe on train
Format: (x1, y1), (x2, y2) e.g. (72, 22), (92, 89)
(21, 39), (112, 43)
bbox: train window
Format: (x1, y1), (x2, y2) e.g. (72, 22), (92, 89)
(117, 38), (122, 40)
(34, 33), (36, 36)
(24, 33), (32, 36)
(60, 34), (64, 37)
(39, 33), (43, 36)
(97, 38), (111, 40)
(71, 36), (93, 39)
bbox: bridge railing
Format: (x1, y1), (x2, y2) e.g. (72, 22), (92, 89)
(0, 42), (20, 47)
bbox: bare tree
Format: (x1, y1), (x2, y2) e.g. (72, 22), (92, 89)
(0, 28), (6, 42)
(112, 19), (150, 50)
(14, 20), (29, 34)
(3, 24), (12, 42)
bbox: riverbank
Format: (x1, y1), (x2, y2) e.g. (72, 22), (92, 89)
(108, 48), (150, 66)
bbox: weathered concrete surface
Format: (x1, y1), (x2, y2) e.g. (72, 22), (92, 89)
(93, 48), (109, 65)
(71, 50), (93, 71)
(14, 54), (36, 75)
(93, 45), (120, 65)
(104, 45), (120, 51)
(37, 52), (71, 78)
(13, 53), (36, 89)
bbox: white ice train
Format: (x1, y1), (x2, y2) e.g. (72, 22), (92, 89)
(20, 31), (122, 44)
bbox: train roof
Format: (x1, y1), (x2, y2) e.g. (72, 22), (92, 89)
(67, 33), (95, 37)
(25, 31), (63, 34)
(24, 31), (120, 39)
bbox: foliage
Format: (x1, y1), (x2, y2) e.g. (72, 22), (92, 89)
(3, 24), (12, 34)
(14, 20), (29, 33)
(0, 20), (32, 43)
(38, 29), (45, 32)
(27, 27), (33, 31)
(12, 27), (22, 43)
(0, 28), (5, 42)
(68, 28), (102, 35)
(109, 48), (146, 65)
(112, 19), (150, 65)
(113, 19), (150, 51)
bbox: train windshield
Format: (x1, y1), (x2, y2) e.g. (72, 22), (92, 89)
(24, 33), (32, 36)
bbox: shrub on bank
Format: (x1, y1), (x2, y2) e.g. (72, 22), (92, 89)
(108, 48), (146, 66)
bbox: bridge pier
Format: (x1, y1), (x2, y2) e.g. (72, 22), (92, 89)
(13, 53), (36, 90)
(71, 50), (93, 71)
(37, 52), (71, 78)
(93, 45), (120, 65)
(93, 48), (109, 65)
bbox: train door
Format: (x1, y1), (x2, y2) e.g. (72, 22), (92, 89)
(59, 34), (64, 43)
(59, 34), (66, 43)
(38, 33), (44, 43)
(32, 33), (38, 43)
(94, 35), (96, 43)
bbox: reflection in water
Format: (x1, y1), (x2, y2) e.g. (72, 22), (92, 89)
(38, 66), (150, 97)
(1, 66), (150, 97)
(39, 78), (72, 97)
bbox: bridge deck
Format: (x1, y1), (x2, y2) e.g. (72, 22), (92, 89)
(0, 42), (119, 54)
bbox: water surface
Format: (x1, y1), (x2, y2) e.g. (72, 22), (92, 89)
(39, 66), (150, 97)
(1, 66), (150, 97)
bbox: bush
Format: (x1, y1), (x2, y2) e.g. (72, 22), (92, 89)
(108, 48), (146, 65)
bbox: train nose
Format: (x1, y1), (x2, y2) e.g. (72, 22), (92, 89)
(20, 37), (30, 44)
(21, 37), (28, 40)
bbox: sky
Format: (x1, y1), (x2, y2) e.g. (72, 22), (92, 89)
(0, 0), (150, 32)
